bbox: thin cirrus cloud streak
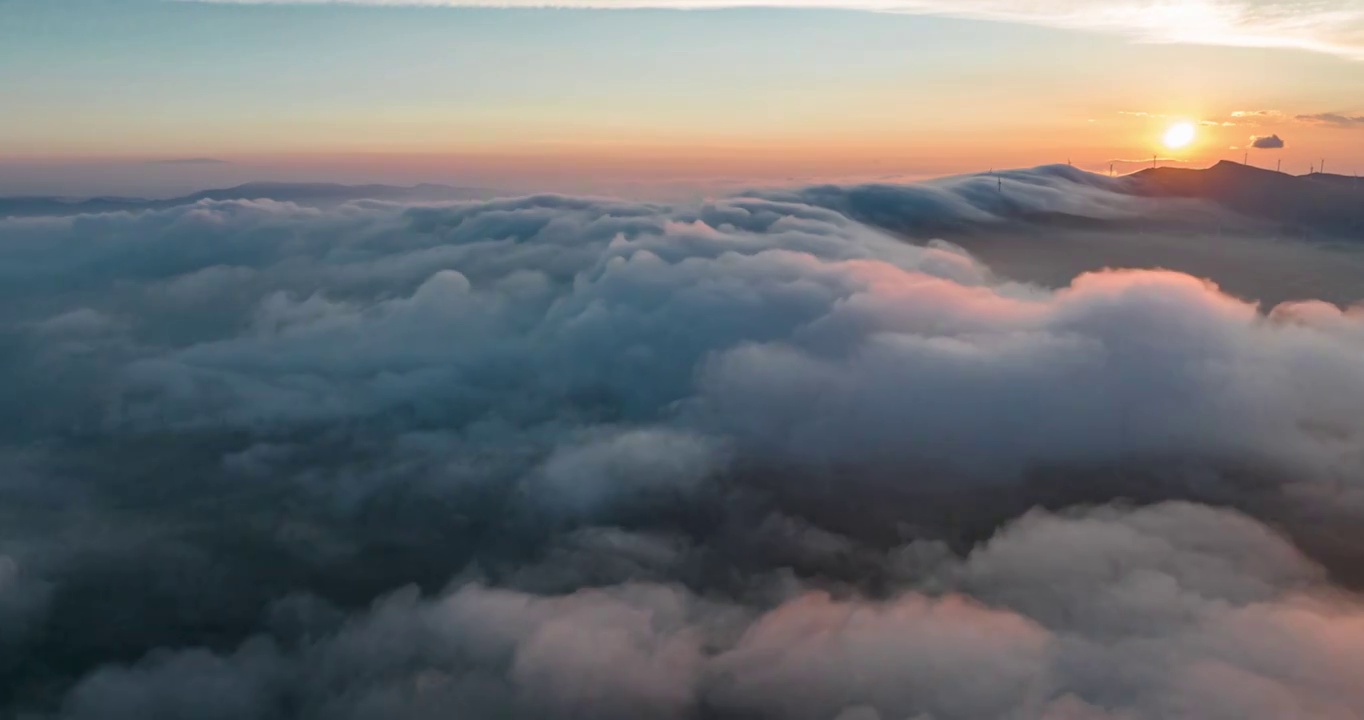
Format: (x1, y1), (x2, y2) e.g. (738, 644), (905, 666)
(1298, 113), (1364, 127)
(182, 0), (1364, 60)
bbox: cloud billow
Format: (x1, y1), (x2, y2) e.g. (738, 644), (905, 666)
(1251, 134), (1286, 149)
(3, 171), (1364, 718)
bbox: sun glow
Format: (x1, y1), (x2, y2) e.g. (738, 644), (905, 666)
(1163, 122), (1196, 149)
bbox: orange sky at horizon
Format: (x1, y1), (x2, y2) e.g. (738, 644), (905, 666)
(7, 117), (1353, 199)
(10, 104), (1359, 189)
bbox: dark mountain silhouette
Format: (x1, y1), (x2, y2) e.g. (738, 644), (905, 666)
(1304, 172), (1364, 190)
(0, 182), (497, 218)
(1127, 161), (1364, 238)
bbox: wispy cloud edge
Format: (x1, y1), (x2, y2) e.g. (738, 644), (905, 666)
(179, 0), (1364, 61)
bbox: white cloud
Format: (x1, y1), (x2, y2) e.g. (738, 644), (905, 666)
(180, 0), (1364, 60)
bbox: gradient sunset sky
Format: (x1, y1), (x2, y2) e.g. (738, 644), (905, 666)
(3, 0), (1363, 196)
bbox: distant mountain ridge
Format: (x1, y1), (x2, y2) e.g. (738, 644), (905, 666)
(1126, 160), (1364, 237)
(0, 182), (498, 218)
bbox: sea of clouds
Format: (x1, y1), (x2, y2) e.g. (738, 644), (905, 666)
(2, 167), (1364, 719)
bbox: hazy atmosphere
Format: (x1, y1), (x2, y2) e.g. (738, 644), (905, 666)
(3, 2), (1364, 719)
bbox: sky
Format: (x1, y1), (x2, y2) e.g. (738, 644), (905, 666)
(2, 0), (1363, 196)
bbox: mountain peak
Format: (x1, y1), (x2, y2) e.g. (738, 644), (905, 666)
(1126, 161), (1362, 236)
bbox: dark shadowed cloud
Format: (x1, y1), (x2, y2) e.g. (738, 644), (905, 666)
(1251, 134), (1286, 149)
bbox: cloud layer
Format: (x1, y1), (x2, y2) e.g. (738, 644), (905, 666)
(184, 0), (1364, 60)
(58, 503), (1364, 720)
(3, 169), (1364, 718)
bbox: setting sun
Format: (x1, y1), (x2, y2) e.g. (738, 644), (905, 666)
(1163, 122), (1196, 149)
